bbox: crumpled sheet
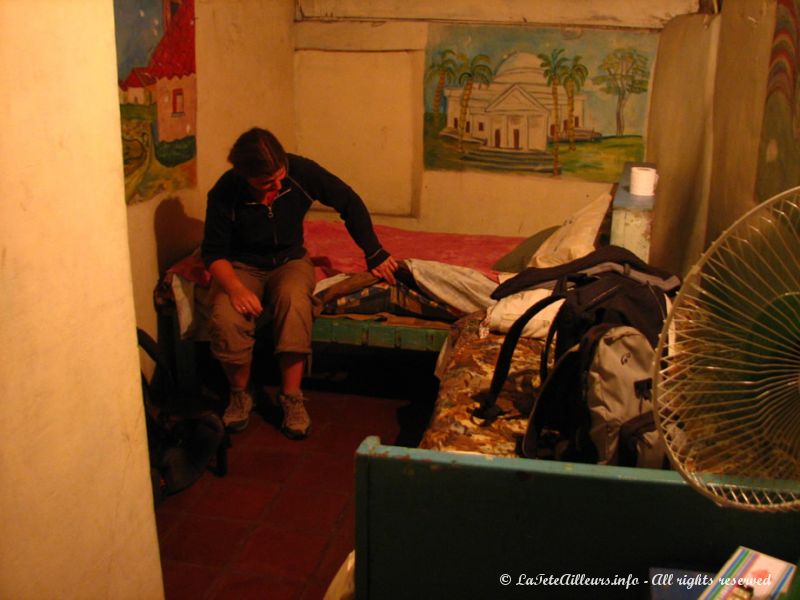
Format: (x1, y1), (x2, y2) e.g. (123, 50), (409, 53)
(403, 258), (498, 314)
(483, 288), (563, 339)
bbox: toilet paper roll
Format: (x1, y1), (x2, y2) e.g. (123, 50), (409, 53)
(630, 167), (659, 196)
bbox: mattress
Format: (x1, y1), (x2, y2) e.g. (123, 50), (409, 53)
(419, 311), (545, 457)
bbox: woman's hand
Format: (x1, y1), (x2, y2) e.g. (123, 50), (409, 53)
(370, 255), (399, 285)
(209, 259), (263, 317)
(228, 285), (263, 317)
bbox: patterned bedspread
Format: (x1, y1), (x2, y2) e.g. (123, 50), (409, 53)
(420, 312), (545, 457)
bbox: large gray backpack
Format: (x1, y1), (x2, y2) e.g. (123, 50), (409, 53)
(521, 323), (666, 468)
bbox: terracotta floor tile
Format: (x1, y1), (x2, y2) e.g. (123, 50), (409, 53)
(263, 485), (350, 534)
(160, 560), (220, 600)
(159, 514), (253, 567)
(334, 496), (356, 541)
(240, 417), (339, 456)
(302, 578), (336, 600)
(285, 454), (355, 494)
(313, 531), (355, 592)
(155, 509), (183, 545)
(225, 446), (306, 483)
(234, 524), (329, 579)
(316, 424), (386, 457)
(188, 476), (281, 521)
(310, 391), (406, 426)
(155, 356), (435, 599)
(211, 571), (307, 600)
(157, 474), (212, 513)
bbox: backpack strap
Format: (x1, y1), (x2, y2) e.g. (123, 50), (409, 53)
(521, 346), (581, 458)
(137, 328), (175, 386)
(523, 323), (619, 461)
(538, 275), (620, 384)
(137, 328), (178, 410)
(472, 293), (566, 424)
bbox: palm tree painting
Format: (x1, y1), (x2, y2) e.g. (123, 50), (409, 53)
(424, 24), (658, 182)
(425, 49), (459, 128)
(563, 56), (590, 151)
(538, 48), (568, 174)
(456, 53), (494, 153)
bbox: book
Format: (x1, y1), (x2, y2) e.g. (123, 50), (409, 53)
(699, 546), (796, 600)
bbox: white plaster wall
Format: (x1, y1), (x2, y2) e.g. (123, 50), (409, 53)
(0, 1), (162, 598)
(295, 49), (423, 216)
(416, 171), (609, 235)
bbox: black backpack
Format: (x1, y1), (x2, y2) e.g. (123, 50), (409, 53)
(137, 328), (229, 505)
(521, 323), (666, 467)
(475, 270), (673, 421)
(473, 264), (677, 466)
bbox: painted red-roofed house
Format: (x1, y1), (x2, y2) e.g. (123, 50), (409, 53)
(119, 0), (196, 143)
(147, 0), (196, 142)
(119, 68), (157, 105)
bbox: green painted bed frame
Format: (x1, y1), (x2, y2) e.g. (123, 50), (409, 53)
(312, 316), (448, 352)
(354, 436), (800, 599)
(166, 312), (448, 393)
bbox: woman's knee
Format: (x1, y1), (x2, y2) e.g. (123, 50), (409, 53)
(209, 296), (255, 357)
(272, 285), (312, 313)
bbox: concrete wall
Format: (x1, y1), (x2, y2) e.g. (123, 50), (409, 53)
(0, 1), (163, 598)
(647, 0), (778, 276)
(647, 12), (721, 275)
(708, 0), (775, 240)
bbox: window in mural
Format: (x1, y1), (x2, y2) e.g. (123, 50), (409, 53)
(424, 25), (658, 182)
(114, 0), (197, 204)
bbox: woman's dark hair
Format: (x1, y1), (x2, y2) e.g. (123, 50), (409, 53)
(227, 127), (287, 178)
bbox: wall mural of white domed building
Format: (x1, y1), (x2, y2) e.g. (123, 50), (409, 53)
(424, 25), (658, 182)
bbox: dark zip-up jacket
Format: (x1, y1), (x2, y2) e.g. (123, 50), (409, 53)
(201, 154), (389, 270)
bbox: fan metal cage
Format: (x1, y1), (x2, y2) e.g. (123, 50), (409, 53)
(653, 187), (800, 511)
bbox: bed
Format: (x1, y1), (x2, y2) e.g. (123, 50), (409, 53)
(322, 302), (800, 598)
(349, 308), (800, 599)
(154, 218), (532, 392)
(336, 186), (800, 599)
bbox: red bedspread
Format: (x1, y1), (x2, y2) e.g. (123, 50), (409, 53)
(305, 220), (523, 281)
(166, 220), (524, 286)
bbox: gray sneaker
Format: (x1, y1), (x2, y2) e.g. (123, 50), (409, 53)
(278, 392), (311, 439)
(223, 388), (253, 432)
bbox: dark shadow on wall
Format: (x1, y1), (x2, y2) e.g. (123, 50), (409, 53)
(154, 196), (205, 274)
(152, 196), (214, 402)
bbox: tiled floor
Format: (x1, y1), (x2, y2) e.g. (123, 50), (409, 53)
(155, 349), (437, 599)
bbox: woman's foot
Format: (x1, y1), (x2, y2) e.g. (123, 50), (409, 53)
(278, 392), (311, 439)
(223, 388), (254, 432)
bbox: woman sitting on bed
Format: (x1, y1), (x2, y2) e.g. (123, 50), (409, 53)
(201, 127), (398, 438)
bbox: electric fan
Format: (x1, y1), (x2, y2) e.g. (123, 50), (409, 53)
(652, 187), (800, 512)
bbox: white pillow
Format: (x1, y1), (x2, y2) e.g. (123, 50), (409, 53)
(527, 192), (612, 268)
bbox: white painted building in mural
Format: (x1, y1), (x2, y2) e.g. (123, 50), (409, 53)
(443, 51), (589, 151)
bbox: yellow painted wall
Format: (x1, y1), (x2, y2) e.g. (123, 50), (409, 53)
(0, 1), (162, 598)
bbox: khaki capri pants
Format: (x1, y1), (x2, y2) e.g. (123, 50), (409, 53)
(207, 256), (316, 365)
